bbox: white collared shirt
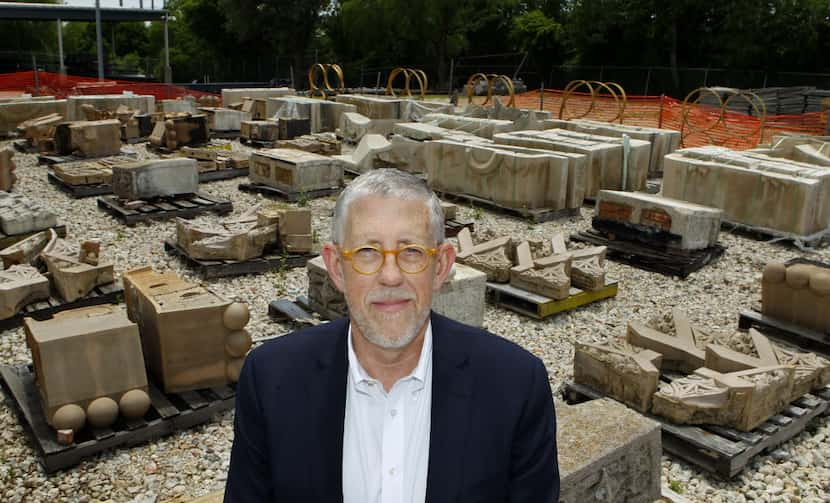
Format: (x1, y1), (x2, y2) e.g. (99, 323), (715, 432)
(342, 322), (433, 503)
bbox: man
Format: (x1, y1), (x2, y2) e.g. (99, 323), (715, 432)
(225, 169), (559, 502)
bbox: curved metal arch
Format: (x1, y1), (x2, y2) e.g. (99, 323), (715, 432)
(559, 80), (626, 123)
(680, 87), (766, 148)
(385, 67), (428, 99)
(308, 63), (345, 98)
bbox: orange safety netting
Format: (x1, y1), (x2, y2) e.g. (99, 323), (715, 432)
(515, 89), (828, 149)
(0, 71), (218, 102)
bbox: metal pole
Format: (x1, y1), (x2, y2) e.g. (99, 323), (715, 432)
(447, 58), (454, 97)
(644, 67), (651, 96)
(539, 82), (544, 111)
(375, 72), (380, 90)
(32, 54), (39, 96)
(163, 15), (172, 84)
(57, 19), (65, 75)
(95, 0), (104, 80)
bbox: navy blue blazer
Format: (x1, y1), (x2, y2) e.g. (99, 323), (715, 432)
(225, 312), (560, 502)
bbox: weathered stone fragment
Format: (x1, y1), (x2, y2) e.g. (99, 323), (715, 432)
(112, 158), (199, 200)
(25, 304), (149, 431)
(333, 134), (391, 174)
(176, 217), (278, 261)
(0, 99), (67, 134)
(40, 234), (115, 302)
(421, 113), (514, 139)
(66, 95), (154, 121)
(276, 132), (341, 155)
(149, 113), (209, 150)
(0, 229), (50, 268)
(240, 120), (279, 142)
(762, 261), (830, 333)
(0, 147), (17, 191)
(455, 228), (513, 282)
(16, 113), (62, 150)
(626, 319), (705, 374)
(221, 88), (294, 106)
(595, 190), (722, 250)
(0, 192), (58, 235)
(54, 120), (122, 158)
(51, 155), (137, 186)
(240, 98), (268, 120)
(557, 398), (661, 503)
(266, 97), (356, 133)
(510, 241), (571, 299)
(339, 111), (371, 143)
(198, 107), (248, 132)
(550, 234), (606, 291)
(249, 148), (343, 193)
(0, 264), (50, 319)
(123, 267), (252, 393)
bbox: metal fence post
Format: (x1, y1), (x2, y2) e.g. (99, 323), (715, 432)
(539, 82), (544, 111)
(658, 94), (665, 129)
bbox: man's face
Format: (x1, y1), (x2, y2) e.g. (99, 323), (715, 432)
(322, 196), (455, 350)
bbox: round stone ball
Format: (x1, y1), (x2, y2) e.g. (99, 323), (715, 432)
(762, 262), (786, 283)
(786, 264), (811, 289)
(225, 330), (252, 358)
(226, 358), (245, 382)
(223, 303), (250, 330)
(811, 271), (830, 296)
(119, 389), (151, 419)
(52, 404), (86, 432)
(86, 397), (119, 428)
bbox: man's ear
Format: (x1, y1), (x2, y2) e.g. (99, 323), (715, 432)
(321, 243), (347, 293)
(432, 241), (456, 291)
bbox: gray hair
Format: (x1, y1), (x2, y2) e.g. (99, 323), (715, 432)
(331, 169), (445, 245)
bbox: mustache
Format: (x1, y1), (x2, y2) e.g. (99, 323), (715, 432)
(366, 288), (415, 303)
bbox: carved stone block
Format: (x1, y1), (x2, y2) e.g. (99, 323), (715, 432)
(123, 267), (252, 393)
(0, 147), (17, 191)
(0, 192), (58, 235)
(557, 398), (661, 503)
(149, 114), (209, 150)
(510, 241), (571, 300)
(40, 234), (114, 302)
(0, 264), (50, 319)
(550, 234), (606, 291)
(25, 305), (149, 431)
(595, 190), (723, 250)
(333, 134), (391, 174)
(112, 158), (199, 200)
(762, 261), (830, 333)
(66, 95), (154, 121)
(421, 113), (514, 139)
(249, 148), (343, 193)
(276, 133), (342, 156)
(0, 229), (50, 268)
(626, 320), (705, 374)
(455, 228), (513, 283)
(266, 96), (356, 133)
(54, 120), (122, 158)
(240, 120), (279, 142)
(176, 216), (278, 261)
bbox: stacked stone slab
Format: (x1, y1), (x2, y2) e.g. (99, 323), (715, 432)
(424, 139), (583, 211)
(493, 129), (650, 198)
(662, 146), (830, 236)
(0, 192), (58, 235)
(557, 398), (661, 503)
(594, 190), (723, 250)
(112, 158), (199, 200)
(306, 256), (487, 327)
(249, 148), (343, 193)
(377, 122), (489, 174)
(0, 99), (68, 134)
(420, 113), (514, 140)
(66, 94), (155, 121)
(221, 87), (295, 106)
(265, 97), (356, 133)
(198, 107), (249, 132)
(55, 119), (122, 158)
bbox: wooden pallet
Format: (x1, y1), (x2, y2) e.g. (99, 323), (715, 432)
(197, 167), (249, 183)
(486, 279), (618, 320)
(563, 380), (829, 479)
(722, 219), (829, 249)
(572, 228), (726, 278)
(434, 190), (580, 223)
(444, 219), (475, 238)
(97, 193), (232, 226)
(739, 310), (830, 359)
(0, 364), (235, 474)
(38, 149), (136, 166)
(50, 169), (250, 199)
(0, 224), (66, 251)
(238, 183), (341, 202)
(0, 281), (123, 332)
(164, 240), (315, 279)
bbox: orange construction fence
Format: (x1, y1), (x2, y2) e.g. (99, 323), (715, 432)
(0, 71), (217, 102)
(515, 89), (828, 150)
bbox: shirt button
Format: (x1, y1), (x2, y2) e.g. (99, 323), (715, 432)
(390, 409), (397, 417)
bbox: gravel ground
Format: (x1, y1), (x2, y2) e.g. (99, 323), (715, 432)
(1, 140), (829, 502)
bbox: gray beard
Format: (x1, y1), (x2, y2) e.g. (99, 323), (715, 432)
(350, 303), (430, 350)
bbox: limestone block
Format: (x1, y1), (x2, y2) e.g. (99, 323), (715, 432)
(544, 118), (681, 175)
(276, 133), (341, 156)
(762, 261), (830, 333)
(55, 120), (122, 158)
(158, 98), (196, 114)
(240, 120), (279, 142)
(0, 265), (50, 319)
(626, 321), (705, 374)
(149, 114), (210, 150)
(652, 365), (794, 431)
(0, 99), (68, 134)
(493, 129), (650, 198)
(573, 339), (662, 412)
(266, 97), (356, 133)
(198, 107), (249, 132)
(277, 208), (311, 236)
(425, 140), (571, 211)
(305, 256), (487, 327)
(66, 95), (155, 121)
(51, 155), (137, 186)
(278, 118), (311, 140)
(240, 98), (268, 120)
(339, 112), (371, 143)
(0, 192), (58, 235)
(569, 247), (606, 291)
(16, 113), (62, 149)
(123, 267), (252, 393)
(510, 241), (571, 300)
(421, 113), (514, 140)
(282, 234), (313, 254)
(0, 147), (17, 191)
(441, 202), (457, 221)
(334, 134), (392, 174)
(335, 95), (402, 120)
(221, 88), (295, 105)
(557, 398), (661, 503)
(0, 229), (51, 268)
(112, 158), (199, 200)
(456, 228), (513, 283)
(249, 148), (343, 193)
(176, 217), (277, 261)
(40, 235), (114, 302)
(25, 305), (149, 430)
(595, 190), (722, 250)
(662, 147), (830, 236)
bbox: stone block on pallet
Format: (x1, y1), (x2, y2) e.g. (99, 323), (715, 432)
(55, 120), (122, 158)
(0, 192), (58, 235)
(112, 158), (199, 200)
(249, 148), (343, 193)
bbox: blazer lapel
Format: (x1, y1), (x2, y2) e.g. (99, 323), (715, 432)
(309, 317), (349, 502)
(425, 313), (474, 503)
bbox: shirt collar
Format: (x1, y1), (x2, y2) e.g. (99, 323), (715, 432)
(347, 320), (433, 387)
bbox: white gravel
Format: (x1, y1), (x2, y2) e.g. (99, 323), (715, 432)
(1, 140), (829, 502)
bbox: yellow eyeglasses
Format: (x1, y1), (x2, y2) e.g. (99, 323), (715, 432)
(338, 244), (438, 275)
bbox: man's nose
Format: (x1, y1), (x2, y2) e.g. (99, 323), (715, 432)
(377, 252), (405, 285)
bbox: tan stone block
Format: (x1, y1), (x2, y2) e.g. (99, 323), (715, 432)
(249, 148), (343, 193)
(40, 235), (114, 302)
(0, 147), (17, 191)
(282, 234), (313, 254)
(0, 264), (50, 319)
(55, 120), (122, 158)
